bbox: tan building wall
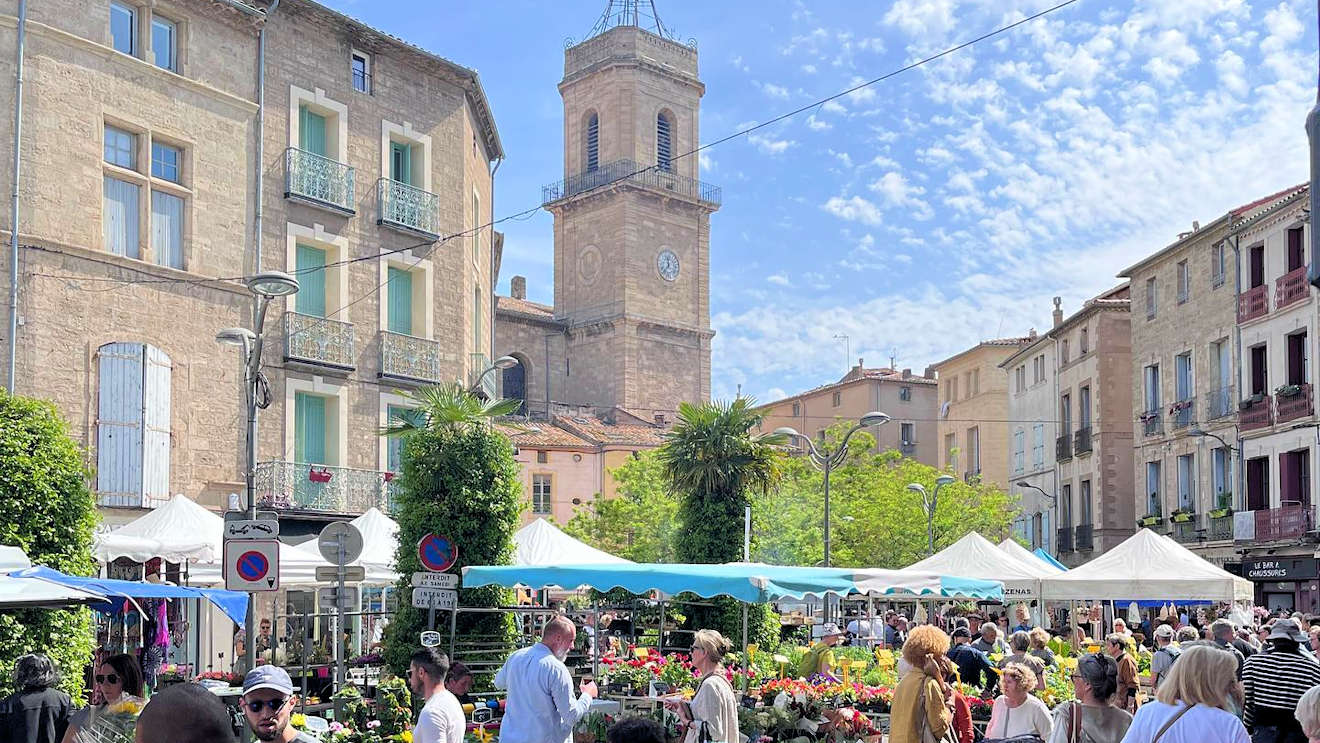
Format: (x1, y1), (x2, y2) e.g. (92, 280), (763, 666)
(1000, 335), (1056, 552)
(933, 339), (1032, 489)
(757, 362), (939, 466)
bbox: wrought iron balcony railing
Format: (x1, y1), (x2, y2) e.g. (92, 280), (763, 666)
(542, 158), (722, 207)
(255, 461), (396, 515)
(1276, 265), (1310, 310)
(1173, 518), (1200, 543)
(900, 441), (917, 456)
(284, 147), (355, 214)
(1057, 527), (1074, 553)
(284, 311), (355, 370)
(377, 178), (440, 238)
(1241, 395), (1273, 431)
(1056, 433), (1072, 460)
(1074, 524), (1093, 551)
(1252, 504), (1313, 542)
(379, 331), (441, 383)
(1074, 426), (1093, 455)
(1170, 398), (1196, 430)
(1276, 383), (1314, 424)
(1140, 409), (1163, 436)
(1209, 513), (1234, 540)
(1205, 385), (1234, 420)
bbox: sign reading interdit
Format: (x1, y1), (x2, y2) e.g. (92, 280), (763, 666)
(1244, 557), (1319, 581)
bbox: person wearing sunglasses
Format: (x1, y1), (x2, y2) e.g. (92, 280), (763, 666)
(60, 654), (144, 743)
(240, 666), (316, 743)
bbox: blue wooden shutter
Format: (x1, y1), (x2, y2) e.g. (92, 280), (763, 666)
(386, 267), (413, 335)
(97, 342), (145, 506)
(300, 105), (327, 157)
(295, 244), (327, 317)
(386, 405), (408, 473)
(295, 392), (327, 465)
(390, 142), (411, 184)
(142, 345), (172, 506)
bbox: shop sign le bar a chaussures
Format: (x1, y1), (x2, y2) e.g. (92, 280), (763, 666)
(1244, 557), (1319, 581)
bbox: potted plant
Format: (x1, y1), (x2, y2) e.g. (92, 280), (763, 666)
(1171, 508), (1195, 523)
(1138, 502), (1162, 527)
(1209, 492), (1233, 518)
(574, 710), (615, 743)
(1277, 383), (1303, 398)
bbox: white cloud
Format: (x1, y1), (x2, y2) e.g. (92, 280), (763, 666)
(807, 114), (832, 131)
(1142, 29), (1200, 83)
(822, 100), (847, 115)
(763, 387), (789, 402)
(767, 273), (792, 287)
(829, 149), (853, 168)
(822, 196), (885, 226)
(1215, 50), (1247, 96)
(747, 132), (796, 155)
(801, 64), (817, 74)
(699, 152), (715, 172)
(868, 172), (933, 220)
(845, 77), (877, 105)
(761, 82), (790, 100)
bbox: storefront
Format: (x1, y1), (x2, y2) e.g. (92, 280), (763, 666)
(1243, 557), (1320, 614)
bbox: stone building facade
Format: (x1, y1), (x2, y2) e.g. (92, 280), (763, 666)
(1000, 331), (1057, 555)
(495, 21), (718, 421)
(0, 0), (502, 536)
(932, 337), (1034, 490)
(756, 360), (939, 466)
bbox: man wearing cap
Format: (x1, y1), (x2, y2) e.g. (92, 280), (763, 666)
(946, 627), (997, 696)
(797, 623), (844, 679)
(239, 666), (317, 743)
(1149, 624), (1179, 691)
(1243, 618), (1320, 741)
(409, 648), (465, 743)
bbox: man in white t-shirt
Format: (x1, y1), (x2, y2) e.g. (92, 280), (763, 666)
(408, 647), (467, 743)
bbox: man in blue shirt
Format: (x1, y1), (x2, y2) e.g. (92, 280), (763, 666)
(946, 627), (997, 697)
(494, 615), (598, 743)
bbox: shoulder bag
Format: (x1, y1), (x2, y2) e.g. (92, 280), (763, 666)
(1150, 704), (1193, 743)
(917, 678), (959, 743)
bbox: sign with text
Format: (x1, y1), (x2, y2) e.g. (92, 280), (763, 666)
(316, 565), (366, 582)
(1244, 557), (1318, 581)
(411, 587), (458, 610)
(411, 571), (458, 589)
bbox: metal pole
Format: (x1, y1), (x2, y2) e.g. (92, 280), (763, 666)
(448, 606), (458, 660)
(242, 347), (258, 676)
(6, 0), (27, 393)
(822, 457), (832, 625)
(334, 539), (346, 715)
(1307, 0), (1320, 288)
(928, 485), (938, 556)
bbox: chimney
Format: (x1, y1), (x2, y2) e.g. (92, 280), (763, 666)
(1052, 297), (1063, 328)
(1029, 328), (1038, 341)
(924, 365), (936, 379)
(511, 275), (527, 300)
(902, 368), (912, 379)
(1192, 220), (1201, 231)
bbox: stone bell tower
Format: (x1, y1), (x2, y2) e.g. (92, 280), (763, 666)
(541, 1), (719, 417)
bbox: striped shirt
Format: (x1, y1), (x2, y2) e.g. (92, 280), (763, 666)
(1242, 647), (1320, 727)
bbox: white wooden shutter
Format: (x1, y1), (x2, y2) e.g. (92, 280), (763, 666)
(142, 345), (172, 507)
(97, 342), (145, 506)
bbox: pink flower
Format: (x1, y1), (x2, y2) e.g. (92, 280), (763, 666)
(367, 720), (381, 729)
(329, 722), (343, 732)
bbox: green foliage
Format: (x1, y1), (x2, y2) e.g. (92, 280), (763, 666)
(380, 384), (522, 679)
(563, 450), (679, 563)
(0, 390), (98, 700)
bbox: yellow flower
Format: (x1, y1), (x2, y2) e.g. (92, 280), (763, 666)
(473, 727), (494, 743)
(109, 700), (143, 716)
(401, 732), (413, 743)
(290, 713), (307, 729)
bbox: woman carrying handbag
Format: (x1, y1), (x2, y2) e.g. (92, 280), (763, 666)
(891, 626), (959, 743)
(1047, 654), (1132, 743)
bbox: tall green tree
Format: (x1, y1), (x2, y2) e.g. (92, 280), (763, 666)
(380, 383), (522, 678)
(0, 390), (98, 699)
(563, 451), (679, 563)
(658, 398), (785, 647)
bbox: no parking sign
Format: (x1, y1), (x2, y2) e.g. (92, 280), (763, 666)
(223, 539), (280, 592)
(417, 534), (457, 573)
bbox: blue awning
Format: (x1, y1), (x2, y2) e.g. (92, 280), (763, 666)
(1034, 549), (1068, 571)
(462, 562), (1003, 602)
(11, 566), (248, 624)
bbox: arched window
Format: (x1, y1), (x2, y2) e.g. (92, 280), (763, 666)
(585, 113), (599, 173)
(502, 358), (527, 415)
(656, 112), (673, 172)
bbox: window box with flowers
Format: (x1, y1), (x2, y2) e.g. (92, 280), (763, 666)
(1167, 400), (1193, 416)
(1209, 492), (1233, 518)
(1138, 504), (1163, 528)
(1171, 508), (1195, 523)
(1277, 384), (1303, 398)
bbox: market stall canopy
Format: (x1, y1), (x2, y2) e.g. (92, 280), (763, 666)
(0, 545), (31, 573)
(10, 566), (247, 623)
(998, 538), (1066, 574)
(1034, 549), (1068, 571)
(293, 507), (400, 583)
(902, 532), (1057, 601)
(0, 546), (107, 609)
(848, 567), (1004, 600)
(514, 518), (632, 566)
(94, 494), (221, 563)
(462, 562), (1003, 603)
(1040, 528), (1253, 602)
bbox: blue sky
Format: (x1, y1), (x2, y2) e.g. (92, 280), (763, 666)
(324, 0), (1317, 404)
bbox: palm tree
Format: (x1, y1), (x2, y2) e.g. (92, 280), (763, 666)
(659, 397), (786, 564)
(379, 382), (522, 437)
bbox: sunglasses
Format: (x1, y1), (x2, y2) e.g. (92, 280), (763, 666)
(94, 674), (120, 684)
(245, 697), (290, 714)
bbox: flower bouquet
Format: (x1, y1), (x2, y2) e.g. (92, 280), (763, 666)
(75, 697), (146, 743)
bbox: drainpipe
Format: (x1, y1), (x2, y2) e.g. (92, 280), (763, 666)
(6, 0), (27, 393)
(254, 0), (280, 273)
(489, 155), (502, 368)
(1233, 234), (1246, 513)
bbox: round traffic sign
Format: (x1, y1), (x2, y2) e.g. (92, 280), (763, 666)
(318, 521), (364, 565)
(417, 534), (457, 572)
(237, 550), (270, 582)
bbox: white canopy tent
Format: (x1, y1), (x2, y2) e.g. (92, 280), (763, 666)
(0, 545), (107, 609)
(903, 531), (1059, 601)
(513, 518), (632, 566)
(1041, 528), (1253, 602)
(998, 538), (1065, 574)
(294, 507), (400, 584)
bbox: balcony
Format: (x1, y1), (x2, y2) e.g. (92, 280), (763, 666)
(900, 441), (917, 456)
(1140, 409), (1163, 437)
(284, 311), (355, 370)
(964, 469), (981, 484)
(1209, 513), (1234, 540)
(1074, 524), (1093, 551)
(469, 353), (498, 399)
(254, 461), (396, 516)
(284, 147), (355, 215)
(1248, 505), (1313, 542)
(1172, 517), (1200, 543)
(1240, 395), (1274, 431)
(542, 158), (722, 208)
(1276, 266), (1310, 310)
(1205, 386), (1234, 420)
(379, 331), (441, 384)
(1169, 398), (1196, 430)
(377, 178), (440, 239)
(1057, 527), (1074, 553)
(1074, 426), (1093, 455)
(1238, 284), (1269, 322)
(1276, 383), (1314, 424)
(1055, 433), (1073, 460)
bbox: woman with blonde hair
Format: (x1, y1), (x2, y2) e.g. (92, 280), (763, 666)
(1029, 627), (1058, 669)
(1118, 645), (1248, 743)
(1294, 684), (1320, 743)
(890, 624), (954, 743)
(663, 629), (738, 743)
(986, 662), (1053, 740)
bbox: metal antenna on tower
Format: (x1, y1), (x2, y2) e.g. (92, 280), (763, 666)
(589, 0), (677, 40)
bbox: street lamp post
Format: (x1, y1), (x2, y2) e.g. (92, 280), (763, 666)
(906, 476), (956, 556)
(1014, 480), (1056, 551)
(217, 271), (298, 676)
(469, 355), (519, 396)
(775, 412), (890, 622)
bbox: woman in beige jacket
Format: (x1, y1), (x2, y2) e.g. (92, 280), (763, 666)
(666, 629), (740, 743)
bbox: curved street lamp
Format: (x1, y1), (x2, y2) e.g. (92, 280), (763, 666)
(470, 355), (520, 397)
(906, 475), (956, 556)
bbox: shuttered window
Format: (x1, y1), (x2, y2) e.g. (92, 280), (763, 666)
(656, 113), (673, 172)
(103, 177), (140, 258)
(294, 392), (327, 465)
(390, 141), (412, 185)
(299, 105), (327, 157)
(386, 267), (413, 335)
(386, 405), (410, 473)
(585, 113), (599, 172)
(151, 191), (183, 269)
(97, 342), (171, 508)
(474, 287), (482, 351)
(295, 244), (327, 317)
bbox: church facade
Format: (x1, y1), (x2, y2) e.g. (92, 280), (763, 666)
(495, 18), (719, 424)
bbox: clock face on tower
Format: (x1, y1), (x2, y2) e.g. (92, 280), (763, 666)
(657, 249), (680, 282)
